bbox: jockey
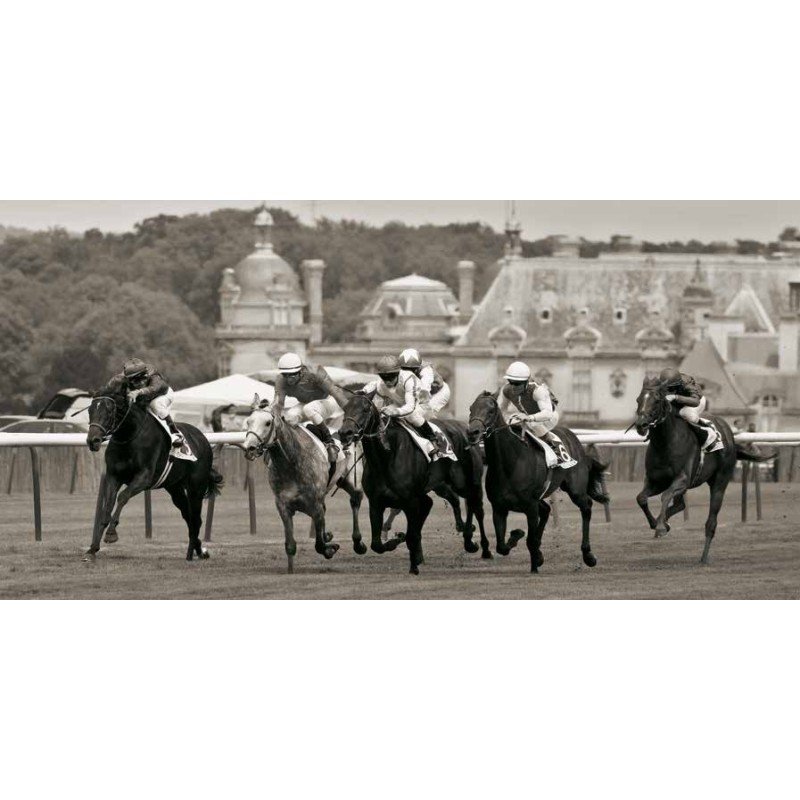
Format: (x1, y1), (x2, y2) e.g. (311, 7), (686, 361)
(363, 354), (447, 457)
(398, 348), (451, 419)
(272, 352), (348, 464)
(101, 357), (192, 457)
(498, 361), (577, 469)
(658, 367), (723, 452)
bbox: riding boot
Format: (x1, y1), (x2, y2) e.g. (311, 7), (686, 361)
(418, 421), (443, 457)
(165, 415), (185, 447)
(697, 420), (723, 453)
(313, 423), (339, 465)
(543, 432), (577, 469)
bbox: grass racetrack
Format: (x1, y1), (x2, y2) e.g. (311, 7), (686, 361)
(1, 479), (799, 599)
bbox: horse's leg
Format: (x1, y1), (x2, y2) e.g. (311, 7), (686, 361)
(276, 502), (297, 574)
(566, 489), (597, 567)
(178, 481), (210, 562)
(166, 485), (195, 561)
(313, 503), (340, 560)
(525, 503), (542, 574)
(382, 507), (402, 534)
(435, 484), (468, 534)
(84, 474), (121, 559)
(404, 494), (433, 575)
(654, 473), (690, 538)
(369, 501), (402, 553)
(700, 475), (730, 565)
(104, 473), (152, 543)
(665, 494), (686, 521)
(636, 479), (661, 531)
(531, 499), (551, 568)
(340, 482), (367, 555)
(470, 487), (492, 560)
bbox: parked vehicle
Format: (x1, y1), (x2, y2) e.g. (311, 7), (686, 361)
(37, 388), (91, 424)
(0, 415), (35, 429)
(0, 418), (89, 434)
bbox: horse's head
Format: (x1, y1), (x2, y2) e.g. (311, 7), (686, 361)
(86, 391), (126, 451)
(635, 377), (671, 436)
(339, 390), (377, 448)
(243, 393), (277, 460)
(468, 391), (500, 445)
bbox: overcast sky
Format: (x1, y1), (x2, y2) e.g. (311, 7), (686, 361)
(1, 200), (799, 242)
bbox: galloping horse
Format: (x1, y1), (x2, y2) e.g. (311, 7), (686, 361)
(338, 392), (488, 574)
(634, 376), (773, 564)
(243, 395), (367, 573)
(84, 388), (223, 561)
(468, 391), (608, 573)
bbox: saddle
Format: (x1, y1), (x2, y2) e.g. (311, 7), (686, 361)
(516, 427), (559, 468)
(147, 410), (196, 461)
(690, 419), (724, 453)
(397, 419), (458, 463)
(297, 423), (347, 491)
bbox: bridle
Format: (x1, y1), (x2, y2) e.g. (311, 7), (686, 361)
(636, 386), (671, 433)
(341, 394), (389, 443)
(244, 406), (280, 459)
(87, 395), (134, 440)
(468, 395), (521, 444)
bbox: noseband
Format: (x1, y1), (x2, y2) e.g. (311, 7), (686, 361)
(637, 389), (671, 432)
(88, 395), (132, 439)
(245, 408), (279, 458)
(341, 396), (387, 443)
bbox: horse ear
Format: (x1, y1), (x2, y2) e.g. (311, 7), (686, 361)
(251, 393), (260, 410)
(364, 388), (376, 401)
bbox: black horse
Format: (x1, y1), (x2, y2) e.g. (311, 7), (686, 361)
(84, 389), (224, 561)
(634, 376), (773, 564)
(338, 392), (489, 574)
(467, 391), (608, 573)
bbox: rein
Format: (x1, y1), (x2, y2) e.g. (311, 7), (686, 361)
(89, 395), (138, 442)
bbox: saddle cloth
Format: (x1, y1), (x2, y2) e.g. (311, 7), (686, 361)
(147, 410), (196, 461)
(297, 423), (348, 492)
(397, 419), (458, 463)
(519, 428), (559, 468)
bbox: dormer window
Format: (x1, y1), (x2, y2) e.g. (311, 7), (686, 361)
(540, 308), (552, 324)
(613, 308), (627, 325)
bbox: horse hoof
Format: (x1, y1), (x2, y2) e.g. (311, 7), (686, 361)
(395, 531), (407, 543)
(82, 551), (96, 562)
(464, 540), (480, 554)
(481, 550), (494, 560)
(324, 543), (340, 560)
(323, 531), (333, 544)
(530, 566), (539, 574)
(508, 529), (525, 549)
(370, 542), (386, 555)
(199, 548), (210, 560)
(654, 528), (669, 539)
(410, 565), (419, 575)
(583, 552), (597, 568)
(496, 545), (510, 557)
(104, 532), (118, 544)
(536, 552), (544, 567)
(354, 541), (368, 556)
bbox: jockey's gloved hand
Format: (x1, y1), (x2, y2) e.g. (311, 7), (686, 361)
(381, 408), (397, 417)
(665, 394), (677, 402)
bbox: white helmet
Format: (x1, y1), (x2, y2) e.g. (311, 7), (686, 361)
(398, 348), (422, 369)
(504, 361), (531, 382)
(277, 352), (302, 374)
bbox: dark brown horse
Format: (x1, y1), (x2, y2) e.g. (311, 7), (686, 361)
(84, 389), (223, 561)
(338, 392), (488, 574)
(467, 391), (608, 573)
(634, 376), (773, 564)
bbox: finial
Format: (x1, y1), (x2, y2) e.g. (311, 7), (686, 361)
(254, 204), (273, 250)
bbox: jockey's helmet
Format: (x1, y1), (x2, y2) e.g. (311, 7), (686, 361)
(504, 361), (531, 385)
(376, 354), (401, 383)
(277, 352), (302, 374)
(123, 358), (148, 379)
(398, 348), (422, 370)
(659, 367), (682, 387)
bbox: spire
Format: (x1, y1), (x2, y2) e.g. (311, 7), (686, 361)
(504, 200), (523, 259)
(254, 203), (274, 251)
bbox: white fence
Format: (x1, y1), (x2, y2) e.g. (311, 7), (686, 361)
(0, 429), (790, 542)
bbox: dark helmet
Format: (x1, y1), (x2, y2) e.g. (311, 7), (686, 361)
(123, 358), (148, 379)
(376, 354), (401, 378)
(659, 367), (682, 387)
(398, 348), (422, 370)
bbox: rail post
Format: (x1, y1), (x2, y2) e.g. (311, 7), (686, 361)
(144, 490), (153, 539)
(683, 496), (689, 522)
(29, 447), (42, 542)
(754, 463), (763, 521)
(247, 465), (257, 536)
(550, 494), (559, 528)
(204, 443), (223, 542)
(69, 450), (81, 494)
(6, 450), (16, 493)
(92, 473), (108, 543)
(741, 461), (749, 522)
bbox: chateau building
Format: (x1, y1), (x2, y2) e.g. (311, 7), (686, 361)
(215, 209), (800, 429)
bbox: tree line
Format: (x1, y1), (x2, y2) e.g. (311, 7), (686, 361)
(0, 207), (796, 413)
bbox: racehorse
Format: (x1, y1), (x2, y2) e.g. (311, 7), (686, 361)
(243, 395), (367, 574)
(634, 376), (774, 564)
(467, 391), (608, 573)
(338, 392), (489, 574)
(84, 388), (223, 561)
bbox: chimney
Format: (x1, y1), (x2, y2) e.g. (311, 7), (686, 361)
(778, 313), (800, 372)
(218, 268), (239, 325)
(301, 259), (326, 345)
(457, 260), (475, 325)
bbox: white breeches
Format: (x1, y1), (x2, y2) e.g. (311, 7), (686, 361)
(678, 396), (706, 425)
(149, 388), (174, 419)
(283, 395), (341, 426)
(386, 405), (426, 427)
(421, 382), (451, 419)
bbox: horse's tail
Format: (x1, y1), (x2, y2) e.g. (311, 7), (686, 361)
(205, 466), (225, 498)
(735, 446), (776, 463)
(587, 456), (610, 504)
